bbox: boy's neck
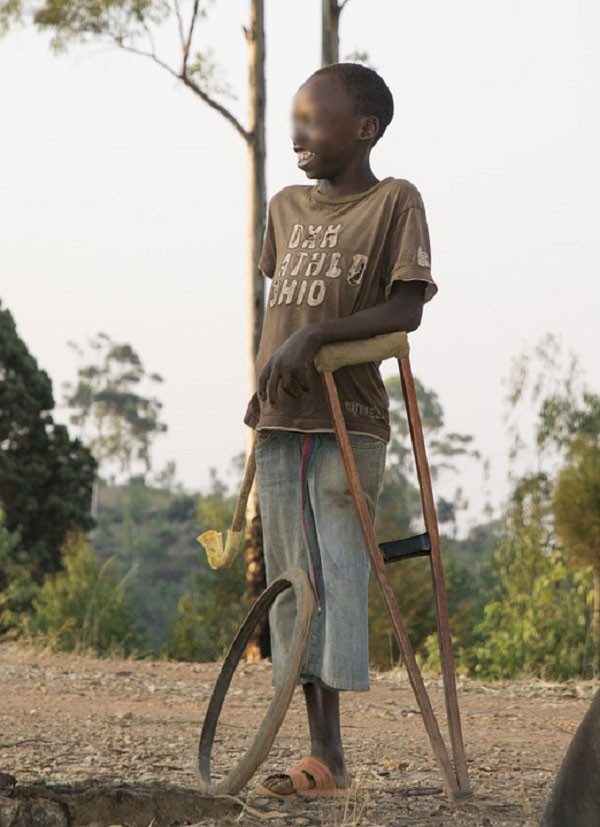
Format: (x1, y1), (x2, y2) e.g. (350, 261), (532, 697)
(315, 161), (379, 198)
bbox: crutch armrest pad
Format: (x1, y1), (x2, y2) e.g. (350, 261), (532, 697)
(314, 331), (409, 373)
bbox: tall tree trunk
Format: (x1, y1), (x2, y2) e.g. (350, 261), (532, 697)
(322, 0), (341, 65)
(244, 0), (268, 660)
(593, 567), (600, 676)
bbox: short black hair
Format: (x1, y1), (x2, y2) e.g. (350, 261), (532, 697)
(309, 62), (394, 146)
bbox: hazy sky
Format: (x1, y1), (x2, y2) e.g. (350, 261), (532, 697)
(1, 0), (599, 536)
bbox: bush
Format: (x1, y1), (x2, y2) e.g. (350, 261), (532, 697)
(166, 550), (246, 661)
(0, 511), (40, 635)
(27, 530), (141, 655)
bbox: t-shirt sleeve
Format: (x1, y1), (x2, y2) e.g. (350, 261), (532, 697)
(258, 198), (277, 279)
(382, 195), (438, 304)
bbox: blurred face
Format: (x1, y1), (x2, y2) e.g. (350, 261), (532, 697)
(291, 74), (370, 179)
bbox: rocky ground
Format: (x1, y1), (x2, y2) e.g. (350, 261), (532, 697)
(0, 642), (595, 826)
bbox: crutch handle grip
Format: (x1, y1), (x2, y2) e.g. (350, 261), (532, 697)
(314, 330), (409, 373)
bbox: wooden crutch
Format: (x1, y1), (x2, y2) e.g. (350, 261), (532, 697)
(314, 330), (472, 800)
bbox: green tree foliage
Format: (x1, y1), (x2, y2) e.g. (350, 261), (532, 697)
(0, 300), (96, 580)
(168, 554), (246, 661)
(492, 334), (600, 678)
(0, 510), (40, 635)
(91, 461), (249, 659)
(26, 530), (140, 655)
(167, 467), (246, 661)
(553, 433), (600, 669)
(61, 334), (183, 648)
(94, 476), (203, 649)
(471, 473), (594, 679)
(63, 332), (167, 481)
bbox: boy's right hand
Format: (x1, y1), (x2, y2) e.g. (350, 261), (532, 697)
(258, 325), (322, 407)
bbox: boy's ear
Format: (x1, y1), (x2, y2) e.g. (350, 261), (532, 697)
(358, 115), (380, 143)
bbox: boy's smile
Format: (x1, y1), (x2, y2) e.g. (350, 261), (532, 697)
(295, 148), (317, 169)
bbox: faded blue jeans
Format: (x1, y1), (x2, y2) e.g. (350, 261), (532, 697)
(254, 428), (386, 692)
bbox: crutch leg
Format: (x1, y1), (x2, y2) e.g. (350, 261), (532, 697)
(320, 369), (460, 799)
(399, 354), (471, 795)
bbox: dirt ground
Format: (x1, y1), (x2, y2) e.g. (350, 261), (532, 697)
(0, 641), (595, 826)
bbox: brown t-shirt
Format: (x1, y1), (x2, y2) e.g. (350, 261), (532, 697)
(243, 176), (438, 443)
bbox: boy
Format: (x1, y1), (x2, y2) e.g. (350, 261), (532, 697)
(243, 62), (438, 796)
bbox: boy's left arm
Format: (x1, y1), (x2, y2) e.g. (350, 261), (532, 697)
(258, 279), (426, 406)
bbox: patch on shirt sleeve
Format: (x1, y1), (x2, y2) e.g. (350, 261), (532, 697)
(417, 246), (431, 267)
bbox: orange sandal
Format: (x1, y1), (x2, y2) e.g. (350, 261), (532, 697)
(254, 755), (351, 798)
